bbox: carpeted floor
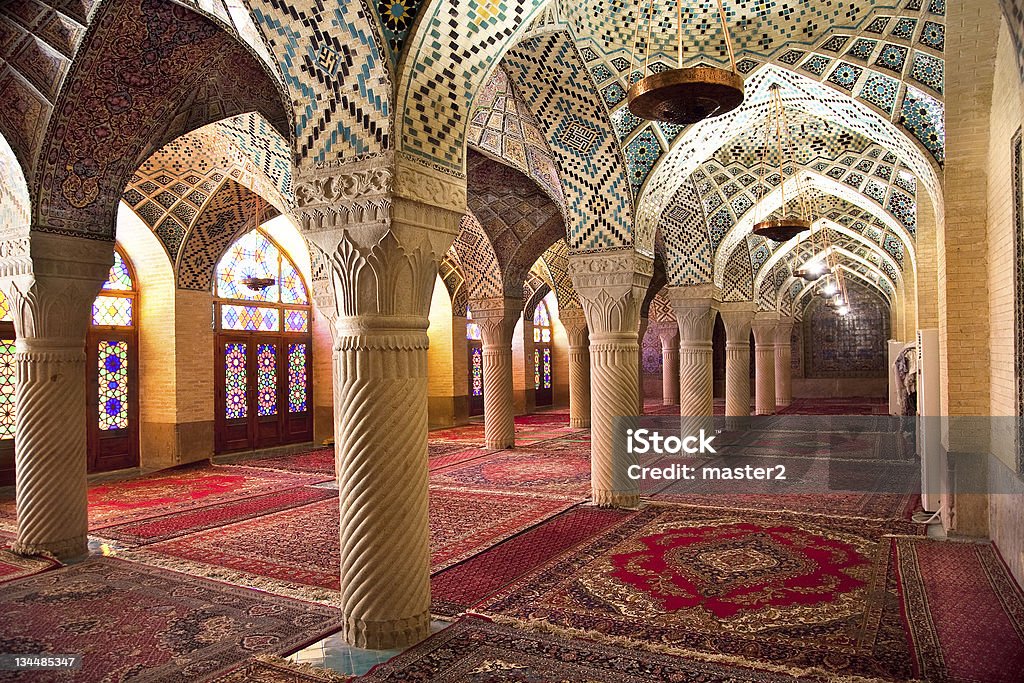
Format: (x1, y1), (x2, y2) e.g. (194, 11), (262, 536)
(354, 616), (805, 682)
(120, 489), (576, 604)
(213, 656), (350, 682)
(474, 504), (918, 681)
(0, 547), (59, 585)
(431, 505), (633, 617)
(221, 444), (491, 477)
(895, 537), (1024, 682)
(0, 558), (345, 682)
(0, 464), (330, 532)
(428, 446), (592, 499)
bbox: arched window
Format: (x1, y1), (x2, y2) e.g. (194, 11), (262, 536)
(214, 229), (312, 452)
(0, 292), (14, 485)
(533, 298), (553, 407)
(87, 247), (139, 472)
(466, 305), (484, 416)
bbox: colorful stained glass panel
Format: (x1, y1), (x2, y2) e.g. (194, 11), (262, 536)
(225, 342), (247, 419)
(533, 303), (550, 327)
(543, 347), (552, 389)
(257, 343), (277, 416)
(284, 309), (309, 333)
(92, 296), (133, 327)
(288, 343), (308, 413)
(534, 349), (540, 390)
(471, 346), (483, 397)
(216, 230), (280, 302)
(279, 260), (309, 305)
(102, 250), (133, 291)
(0, 291), (12, 322)
(467, 322), (481, 340)
(0, 339), (14, 439)
(97, 341), (128, 430)
(221, 305), (279, 332)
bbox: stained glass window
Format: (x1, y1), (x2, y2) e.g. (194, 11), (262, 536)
(466, 306), (481, 340)
(215, 229), (308, 305)
(533, 301), (551, 342)
(534, 349), (541, 390)
(257, 343), (277, 416)
(221, 304), (279, 332)
(225, 343), (247, 419)
(288, 343), (308, 413)
(0, 290), (12, 323)
(92, 296), (133, 327)
(97, 341), (128, 430)
(284, 309), (309, 333)
(0, 339), (14, 439)
(543, 347), (552, 389)
(471, 346), (483, 397)
(102, 250), (133, 291)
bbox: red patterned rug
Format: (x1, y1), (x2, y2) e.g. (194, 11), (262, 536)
(429, 447), (592, 499)
(356, 616), (802, 682)
(650, 491), (921, 521)
(122, 490), (574, 604)
(431, 505), (634, 617)
(0, 547), (60, 585)
(779, 398), (888, 415)
(475, 504), (916, 680)
(514, 412), (570, 425)
(222, 444), (489, 478)
(97, 487), (336, 545)
(0, 464), (330, 532)
(0, 558), (344, 682)
(895, 537), (1024, 682)
(213, 655), (350, 682)
(429, 422), (584, 446)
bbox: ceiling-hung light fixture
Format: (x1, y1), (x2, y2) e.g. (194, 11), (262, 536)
(752, 84), (813, 242)
(626, 0), (744, 124)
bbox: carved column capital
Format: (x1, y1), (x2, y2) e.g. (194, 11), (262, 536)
(718, 302), (757, 343)
(656, 321), (680, 347)
(774, 316), (795, 345)
(469, 297), (521, 348)
(666, 285), (719, 343)
(559, 306), (589, 347)
(568, 250), (653, 338)
(751, 311), (781, 346)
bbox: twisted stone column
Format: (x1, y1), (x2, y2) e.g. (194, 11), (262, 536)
(0, 234), (113, 562)
(775, 316), (795, 408)
(636, 316), (649, 414)
(569, 252), (651, 508)
(719, 304), (756, 418)
(561, 307), (590, 428)
(295, 165), (462, 649)
(667, 285), (718, 419)
(471, 298), (519, 449)
(751, 312), (780, 416)
(657, 322), (680, 405)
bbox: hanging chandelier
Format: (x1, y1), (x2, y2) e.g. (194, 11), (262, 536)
(239, 194), (276, 291)
(752, 84), (813, 242)
(626, 0), (744, 125)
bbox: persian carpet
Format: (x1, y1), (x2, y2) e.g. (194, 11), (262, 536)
(475, 504), (916, 681)
(895, 537), (1024, 682)
(212, 655), (350, 682)
(0, 558), (345, 683)
(0, 464), (330, 532)
(779, 398), (888, 415)
(122, 490), (574, 605)
(224, 449), (337, 476)
(0, 547), (59, 585)
(355, 616), (804, 682)
(513, 411), (570, 426)
(97, 487), (336, 545)
(429, 448), (592, 499)
(431, 505), (635, 618)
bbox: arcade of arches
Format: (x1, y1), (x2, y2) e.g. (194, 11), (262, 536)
(1, 0), (1024, 680)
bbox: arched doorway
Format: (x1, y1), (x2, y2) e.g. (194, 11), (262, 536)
(533, 299), (553, 407)
(214, 229), (313, 453)
(466, 306), (484, 416)
(87, 248), (139, 473)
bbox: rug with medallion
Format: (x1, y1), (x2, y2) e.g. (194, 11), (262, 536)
(0, 464), (330, 533)
(354, 616), (804, 682)
(121, 489), (574, 605)
(0, 558), (344, 683)
(474, 504), (918, 681)
(895, 536), (1024, 682)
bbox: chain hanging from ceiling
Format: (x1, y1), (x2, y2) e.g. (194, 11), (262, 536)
(626, 0), (744, 125)
(751, 83), (813, 242)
